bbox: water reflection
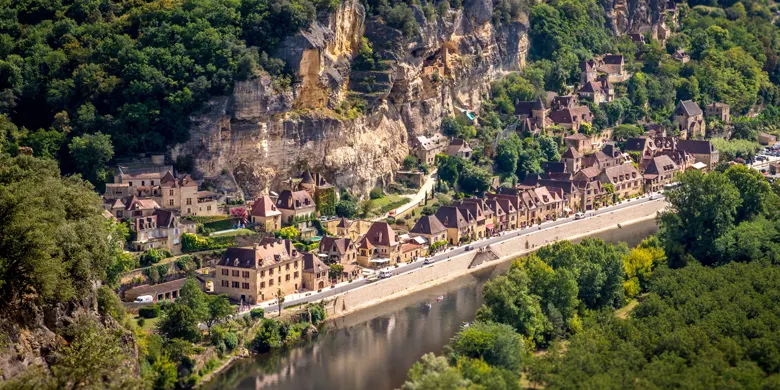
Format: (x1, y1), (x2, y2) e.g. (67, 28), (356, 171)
(205, 218), (658, 390)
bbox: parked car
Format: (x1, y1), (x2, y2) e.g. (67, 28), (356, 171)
(134, 295), (153, 304)
(574, 212), (586, 220)
(424, 257), (434, 265)
(464, 245), (473, 251)
(379, 270), (393, 279)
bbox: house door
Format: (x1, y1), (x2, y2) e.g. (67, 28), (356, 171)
(240, 294), (246, 303)
(318, 281), (324, 289)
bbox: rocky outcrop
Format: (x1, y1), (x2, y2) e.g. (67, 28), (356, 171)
(602, 0), (667, 36)
(174, 0), (529, 198)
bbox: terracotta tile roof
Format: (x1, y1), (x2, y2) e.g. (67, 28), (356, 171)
(549, 106), (592, 125)
(319, 236), (353, 255)
(602, 164), (640, 184)
(303, 253), (328, 274)
(276, 190), (315, 211)
(126, 278), (188, 298)
(360, 222), (398, 247)
(644, 155), (678, 176)
(250, 195), (281, 217)
(562, 146), (583, 159)
(218, 240), (299, 269)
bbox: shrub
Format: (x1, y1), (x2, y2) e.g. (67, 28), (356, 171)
(139, 304), (161, 319)
(137, 318), (146, 327)
(370, 187), (385, 199)
(224, 332), (239, 351)
(250, 308), (265, 319)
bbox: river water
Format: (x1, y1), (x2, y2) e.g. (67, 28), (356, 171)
(205, 219), (658, 390)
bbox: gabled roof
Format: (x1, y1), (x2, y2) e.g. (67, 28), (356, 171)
(303, 253), (328, 274)
(601, 163), (640, 184)
(602, 143), (620, 158)
(644, 155), (678, 175)
(549, 106), (592, 125)
(319, 236), (353, 255)
(677, 140), (716, 155)
(250, 195), (281, 217)
(542, 161), (567, 174)
(276, 190), (315, 211)
(624, 137), (655, 152)
(360, 222), (398, 247)
(218, 240), (299, 269)
(603, 54), (624, 65)
(454, 201), (485, 222)
(435, 206), (471, 229)
(676, 100), (703, 116)
(562, 146), (583, 159)
(300, 170), (315, 184)
(578, 166), (602, 179)
(337, 217), (352, 228)
(410, 215), (447, 235)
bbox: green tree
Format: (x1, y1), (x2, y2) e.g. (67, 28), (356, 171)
(659, 170), (741, 266)
(68, 132), (114, 186)
(401, 353), (473, 390)
(724, 164), (771, 222)
(206, 294), (233, 334)
(328, 264), (344, 281)
(336, 199), (358, 218)
(177, 278), (208, 320)
(157, 303), (201, 342)
(449, 321), (526, 371)
(278, 226), (301, 240)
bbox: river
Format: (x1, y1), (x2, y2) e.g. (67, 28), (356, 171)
(205, 218), (658, 390)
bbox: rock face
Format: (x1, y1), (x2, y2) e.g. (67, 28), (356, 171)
(174, 0), (529, 198)
(602, 0), (667, 36)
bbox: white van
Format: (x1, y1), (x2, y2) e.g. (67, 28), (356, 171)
(134, 295), (153, 304)
(379, 270), (393, 279)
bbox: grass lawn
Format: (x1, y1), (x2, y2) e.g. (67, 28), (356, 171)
(135, 316), (161, 332)
(363, 194), (408, 216)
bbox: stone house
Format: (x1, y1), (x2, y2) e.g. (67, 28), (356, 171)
(250, 195), (282, 232)
(578, 76), (614, 104)
(624, 137), (658, 162)
(562, 147), (584, 174)
(596, 54), (628, 82)
(356, 222), (401, 267)
(410, 215), (448, 245)
(672, 49), (689, 63)
(454, 199), (489, 238)
(160, 173), (220, 217)
(124, 278), (188, 303)
(335, 218), (372, 241)
(131, 208), (195, 253)
(485, 193), (522, 230)
(549, 106), (594, 133)
(705, 102), (730, 123)
(399, 243), (426, 263)
(643, 155), (679, 193)
(435, 206), (476, 245)
(539, 179), (583, 214)
(515, 97), (549, 134)
(758, 132), (777, 146)
(533, 186), (565, 221)
(583, 143), (625, 169)
(446, 138), (473, 159)
(214, 239), (304, 304)
(318, 236), (357, 264)
(674, 100), (706, 139)
(276, 189), (316, 230)
(302, 253), (329, 291)
(103, 195), (159, 220)
(484, 198), (510, 231)
(676, 140), (720, 171)
(414, 133), (448, 165)
(564, 133), (594, 154)
(600, 164), (643, 199)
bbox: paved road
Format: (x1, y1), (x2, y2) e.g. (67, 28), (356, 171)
(260, 193), (667, 314)
(373, 171), (437, 221)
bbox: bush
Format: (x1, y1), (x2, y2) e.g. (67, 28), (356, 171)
(370, 187), (385, 199)
(137, 318), (146, 327)
(139, 304), (161, 319)
(139, 248), (172, 267)
(250, 308), (265, 319)
(224, 332), (239, 351)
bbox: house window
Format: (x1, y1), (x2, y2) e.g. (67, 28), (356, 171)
(129, 182), (133, 186)
(141, 181), (145, 186)
(242, 271), (249, 278)
(242, 282), (249, 289)
(151, 180), (155, 185)
(269, 269), (273, 276)
(232, 281), (239, 288)
(186, 198), (192, 205)
(221, 269), (229, 276)
(285, 264), (290, 271)
(269, 279), (274, 286)
(285, 274), (290, 281)
(207, 206), (212, 211)
(169, 190), (174, 196)
(261, 270), (265, 277)
(261, 282), (265, 288)
(221, 280), (229, 287)
(169, 199), (174, 206)
(294, 261), (298, 269)
(232, 270), (239, 277)
(294, 272), (299, 278)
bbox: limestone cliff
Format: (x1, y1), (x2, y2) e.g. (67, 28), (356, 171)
(174, 0), (529, 198)
(602, 0), (669, 37)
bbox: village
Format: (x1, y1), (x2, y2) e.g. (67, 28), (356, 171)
(106, 52), (731, 311)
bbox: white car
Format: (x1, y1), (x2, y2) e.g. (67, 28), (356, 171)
(424, 257), (434, 265)
(574, 212), (586, 220)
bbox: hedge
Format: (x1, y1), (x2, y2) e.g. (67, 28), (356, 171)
(181, 233), (234, 253)
(139, 305), (161, 319)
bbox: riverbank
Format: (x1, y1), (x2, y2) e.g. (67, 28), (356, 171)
(327, 199), (664, 321)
